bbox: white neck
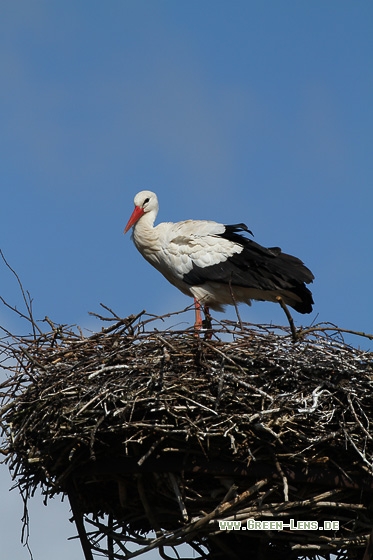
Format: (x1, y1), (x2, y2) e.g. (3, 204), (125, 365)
(132, 208), (160, 252)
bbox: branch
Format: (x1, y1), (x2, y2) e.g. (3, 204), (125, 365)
(0, 249), (42, 338)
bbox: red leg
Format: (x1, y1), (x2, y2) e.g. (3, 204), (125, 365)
(194, 298), (203, 330)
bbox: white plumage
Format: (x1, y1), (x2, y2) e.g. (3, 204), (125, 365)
(124, 190), (314, 328)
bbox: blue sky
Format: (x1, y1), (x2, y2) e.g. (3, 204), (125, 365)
(1, 2), (372, 558)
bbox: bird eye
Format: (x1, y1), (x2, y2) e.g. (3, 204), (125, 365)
(143, 197), (150, 206)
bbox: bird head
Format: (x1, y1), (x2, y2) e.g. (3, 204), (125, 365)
(124, 190), (158, 233)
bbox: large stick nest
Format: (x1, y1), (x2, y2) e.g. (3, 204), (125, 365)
(1, 308), (373, 559)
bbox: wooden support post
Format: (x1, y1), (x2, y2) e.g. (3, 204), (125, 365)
(67, 484), (94, 560)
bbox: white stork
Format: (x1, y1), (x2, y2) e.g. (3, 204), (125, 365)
(124, 190), (314, 329)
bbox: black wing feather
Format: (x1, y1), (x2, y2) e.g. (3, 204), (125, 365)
(183, 223), (314, 314)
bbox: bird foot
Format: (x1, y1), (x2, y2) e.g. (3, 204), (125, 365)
(193, 301), (213, 339)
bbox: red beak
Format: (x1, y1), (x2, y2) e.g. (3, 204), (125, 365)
(124, 205), (145, 233)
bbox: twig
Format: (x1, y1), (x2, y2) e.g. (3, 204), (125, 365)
(169, 473), (188, 522)
(137, 437), (165, 466)
(299, 323), (373, 342)
(275, 457), (289, 501)
(0, 249), (42, 338)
